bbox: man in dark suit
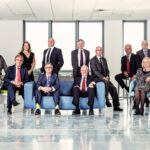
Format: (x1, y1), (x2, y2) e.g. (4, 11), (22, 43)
(115, 44), (138, 92)
(90, 46), (123, 111)
(41, 38), (64, 74)
(71, 39), (90, 78)
(35, 63), (60, 115)
(4, 54), (29, 114)
(72, 65), (97, 115)
(136, 40), (150, 107)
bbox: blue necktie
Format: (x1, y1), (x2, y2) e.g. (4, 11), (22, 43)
(46, 76), (51, 96)
(144, 50), (147, 57)
(46, 48), (51, 63)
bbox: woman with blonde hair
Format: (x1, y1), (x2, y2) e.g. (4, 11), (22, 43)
(134, 57), (150, 115)
(19, 41), (36, 81)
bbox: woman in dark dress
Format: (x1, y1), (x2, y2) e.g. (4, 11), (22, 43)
(134, 57), (150, 115)
(19, 41), (36, 81)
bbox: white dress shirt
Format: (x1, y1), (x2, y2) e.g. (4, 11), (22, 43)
(78, 49), (86, 67)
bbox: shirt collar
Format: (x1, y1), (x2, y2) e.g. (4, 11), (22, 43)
(143, 49), (147, 51)
(96, 55), (103, 60)
(126, 53), (132, 57)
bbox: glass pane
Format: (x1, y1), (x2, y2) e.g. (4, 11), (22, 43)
(124, 22), (145, 54)
(79, 22), (103, 58)
(25, 22), (49, 69)
(52, 22), (75, 70)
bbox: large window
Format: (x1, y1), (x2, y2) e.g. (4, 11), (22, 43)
(79, 22), (103, 58)
(24, 21), (103, 70)
(25, 22), (49, 69)
(123, 21), (146, 54)
(52, 22), (75, 70)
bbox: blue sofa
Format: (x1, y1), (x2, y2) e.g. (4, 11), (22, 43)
(24, 81), (105, 110)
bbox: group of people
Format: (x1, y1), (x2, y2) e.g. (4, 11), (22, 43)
(0, 38), (150, 116)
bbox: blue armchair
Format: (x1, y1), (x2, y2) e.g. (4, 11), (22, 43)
(24, 81), (106, 110)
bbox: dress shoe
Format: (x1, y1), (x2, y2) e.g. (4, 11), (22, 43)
(72, 109), (80, 115)
(89, 109), (94, 115)
(114, 107), (123, 111)
(106, 101), (112, 107)
(134, 110), (140, 115)
(12, 100), (20, 106)
(35, 109), (41, 115)
(146, 102), (149, 107)
(55, 109), (61, 115)
(7, 108), (12, 115)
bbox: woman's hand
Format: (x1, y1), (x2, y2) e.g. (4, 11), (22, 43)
(145, 77), (150, 82)
(28, 70), (32, 75)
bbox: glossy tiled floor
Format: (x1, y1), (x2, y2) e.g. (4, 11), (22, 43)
(0, 95), (150, 150)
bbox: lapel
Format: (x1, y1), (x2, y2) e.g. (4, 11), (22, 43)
(43, 74), (47, 86)
(20, 66), (24, 80)
(50, 47), (55, 60)
(141, 49), (145, 58)
(49, 74), (54, 86)
(148, 49), (150, 57)
(13, 65), (16, 80)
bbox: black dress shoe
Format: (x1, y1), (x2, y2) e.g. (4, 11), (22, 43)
(114, 107), (123, 111)
(55, 109), (61, 115)
(146, 103), (149, 107)
(89, 109), (94, 115)
(35, 109), (41, 115)
(7, 108), (12, 115)
(106, 101), (112, 107)
(134, 110), (140, 115)
(72, 109), (80, 115)
(12, 100), (20, 106)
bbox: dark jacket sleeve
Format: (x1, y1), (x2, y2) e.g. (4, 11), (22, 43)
(53, 74), (60, 91)
(56, 49), (64, 72)
(104, 59), (110, 77)
(121, 56), (126, 73)
(4, 67), (11, 87)
(36, 74), (43, 89)
(41, 50), (46, 72)
(71, 50), (76, 69)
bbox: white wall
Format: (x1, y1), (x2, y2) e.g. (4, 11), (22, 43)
(0, 20), (23, 67)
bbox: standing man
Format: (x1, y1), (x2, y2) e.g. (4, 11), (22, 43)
(35, 63), (61, 115)
(72, 65), (97, 115)
(41, 38), (64, 74)
(90, 46), (123, 111)
(136, 40), (150, 107)
(115, 44), (138, 92)
(71, 39), (90, 78)
(4, 54), (29, 114)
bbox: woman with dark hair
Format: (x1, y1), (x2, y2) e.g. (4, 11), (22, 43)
(134, 57), (150, 115)
(19, 41), (36, 81)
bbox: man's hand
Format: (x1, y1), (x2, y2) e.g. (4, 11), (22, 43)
(74, 85), (80, 89)
(11, 81), (22, 88)
(131, 75), (136, 81)
(104, 76), (109, 81)
(88, 82), (94, 88)
(124, 72), (129, 77)
(41, 87), (52, 93)
(145, 77), (150, 82)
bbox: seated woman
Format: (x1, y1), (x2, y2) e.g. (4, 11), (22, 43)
(134, 57), (150, 115)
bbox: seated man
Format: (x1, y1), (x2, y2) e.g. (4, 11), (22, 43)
(35, 63), (60, 115)
(90, 46), (123, 111)
(115, 44), (138, 92)
(72, 65), (97, 115)
(4, 54), (29, 114)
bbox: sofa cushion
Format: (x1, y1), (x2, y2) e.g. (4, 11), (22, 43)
(60, 81), (73, 96)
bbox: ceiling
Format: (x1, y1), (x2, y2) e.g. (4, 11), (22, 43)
(0, 0), (150, 20)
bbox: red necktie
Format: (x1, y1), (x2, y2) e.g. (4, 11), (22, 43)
(127, 56), (130, 74)
(17, 67), (21, 82)
(82, 77), (86, 92)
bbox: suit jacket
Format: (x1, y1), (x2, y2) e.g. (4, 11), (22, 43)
(71, 49), (90, 78)
(36, 73), (60, 91)
(73, 75), (98, 88)
(136, 49), (150, 68)
(41, 47), (64, 74)
(121, 53), (138, 76)
(4, 65), (29, 87)
(90, 56), (109, 80)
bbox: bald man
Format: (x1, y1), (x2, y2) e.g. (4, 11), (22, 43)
(41, 38), (64, 74)
(136, 40), (150, 107)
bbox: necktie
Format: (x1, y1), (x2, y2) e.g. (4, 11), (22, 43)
(82, 77), (86, 92)
(99, 58), (105, 76)
(46, 48), (51, 63)
(127, 56), (130, 74)
(17, 67), (21, 82)
(80, 50), (83, 67)
(144, 50), (147, 57)
(46, 76), (51, 96)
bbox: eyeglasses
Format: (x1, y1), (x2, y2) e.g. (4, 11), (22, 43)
(45, 67), (53, 69)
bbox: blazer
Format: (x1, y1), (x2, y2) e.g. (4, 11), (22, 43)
(4, 65), (29, 87)
(36, 73), (60, 91)
(90, 56), (109, 80)
(71, 49), (90, 78)
(121, 53), (138, 76)
(41, 47), (64, 74)
(136, 49), (150, 68)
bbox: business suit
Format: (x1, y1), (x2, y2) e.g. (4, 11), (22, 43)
(41, 47), (64, 74)
(136, 49), (150, 68)
(71, 49), (90, 78)
(90, 56), (120, 108)
(3, 65), (29, 109)
(72, 75), (97, 107)
(35, 73), (60, 106)
(115, 53), (138, 89)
